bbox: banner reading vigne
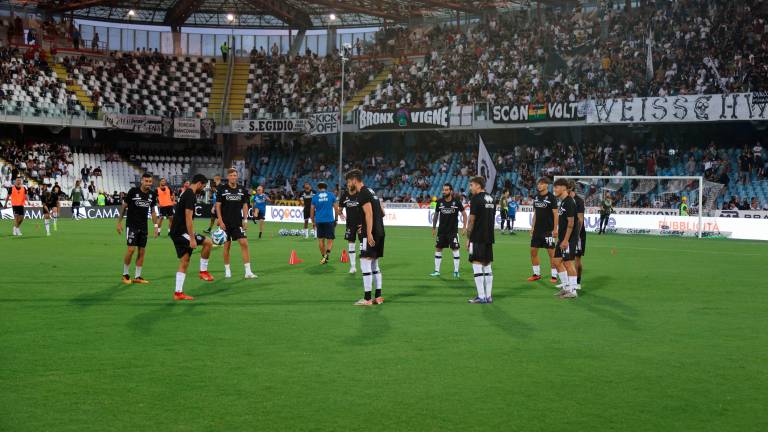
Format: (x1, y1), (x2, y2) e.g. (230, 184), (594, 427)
(358, 107), (450, 130)
(586, 92), (768, 124)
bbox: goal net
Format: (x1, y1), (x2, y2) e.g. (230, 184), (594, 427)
(554, 175), (726, 238)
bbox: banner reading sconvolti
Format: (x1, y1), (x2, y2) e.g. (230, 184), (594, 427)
(491, 102), (586, 123)
(358, 107), (450, 130)
(585, 92), (768, 124)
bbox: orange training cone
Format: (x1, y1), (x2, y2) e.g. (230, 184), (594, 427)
(340, 249), (350, 263)
(289, 250), (304, 265)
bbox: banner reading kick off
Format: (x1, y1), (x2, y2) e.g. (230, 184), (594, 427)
(585, 92), (768, 124)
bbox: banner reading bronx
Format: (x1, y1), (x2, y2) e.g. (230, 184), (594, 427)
(585, 92), (768, 124)
(358, 107), (450, 130)
(491, 102), (585, 123)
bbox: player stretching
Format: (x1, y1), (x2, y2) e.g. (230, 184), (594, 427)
(466, 176), (495, 304)
(507, 194), (518, 234)
(552, 179), (579, 299)
(156, 178), (176, 234)
(301, 182), (315, 238)
(5, 177), (29, 236)
(571, 184), (586, 290)
(339, 186), (361, 274)
(251, 185), (270, 239)
(430, 183), (466, 278)
(204, 175), (222, 233)
(70, 180), (84, 220)
(311, 182), (340, 264)
(41, 184), (58, 236)
(346, 170), (385, 306)
(116, 173), (159, 284)
(217, 169), (256, 279)
(169, 174), (215, 300)
(528, 178), (559, 283)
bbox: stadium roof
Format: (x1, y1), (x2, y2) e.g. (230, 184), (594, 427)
(33, 0), (568, 30)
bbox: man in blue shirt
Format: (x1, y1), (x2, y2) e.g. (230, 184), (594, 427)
(311, 182), (340, 264)
(507, 194), (519, 235)
(251, 185), (271, 239)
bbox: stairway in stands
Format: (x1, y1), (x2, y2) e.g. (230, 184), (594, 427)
(206, 61), (230, 122)
(226, 62), (250, 120)
(343, 67), (391, 113)
(51, 62), (94, 113)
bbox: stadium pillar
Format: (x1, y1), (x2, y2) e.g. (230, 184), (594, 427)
(171, 26), (182, 55)
(327, 27), (337, 54)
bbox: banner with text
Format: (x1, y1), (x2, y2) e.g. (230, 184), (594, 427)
(166, 118), (216, 139)
(358, 107), (450, 130)
(492, 102), (585, 123)
(104, 114), (214, 139)
(104, 113), (164, 135)
(585, 93), (768, 124)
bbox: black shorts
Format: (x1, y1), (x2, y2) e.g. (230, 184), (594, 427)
(576, 234), (586, 257)
(500, 210), (508, 220)
(126, 227), (148, 248)
(344, 225), (362, 242)
(224, 224), (246, 241)
(159, 206), (175, 217)
(171, 233), (206, 258)
(253, 208), (266, 221)
(468, 242), (493, 263)
(554, 239), (578, 261)
(360, 235), (385, 259)
(531, 232), (556, 249)
(72, 201), (80, 207)
(316, 222), (335, 239)
(436, 232), (460, 250)
(12, 206), (24, 216)
(303, 207), (311, 220)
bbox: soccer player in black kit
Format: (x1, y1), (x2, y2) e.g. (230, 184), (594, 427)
(346, 170), (385, 306)
(216, 169), (256, 279)
(339, 187), (361, 274)
(552, 179), (579, 299)
(569, 182), (586, 291)
(41, 184), (59, 236)
(430, 183), (467, 278)
(528, 177), (559, 283)
(169, 174), (215, 301)
(116, 173), (159, 284)
(466, 176), (495, 304)
(301, 182), (315, 238)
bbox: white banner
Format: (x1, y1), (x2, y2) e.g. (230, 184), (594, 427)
(477, 136), (497, 192)
(714, 209), (768, 219)
(307, 112), (339, 135)
(173, 118), (201, 139)
(262, 206), (768, 241)
(586, 93), (768, 124)
(231, 119), (307, 133)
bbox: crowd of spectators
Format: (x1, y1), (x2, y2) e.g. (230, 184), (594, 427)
(0, 138), (72, 184)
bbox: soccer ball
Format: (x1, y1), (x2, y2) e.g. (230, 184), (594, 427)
(211, 228), (228, 245)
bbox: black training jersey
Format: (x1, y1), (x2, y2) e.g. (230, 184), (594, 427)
(357, 186), (385, 238)
(533, 192), (557, 234)
(574, 195), (586, 239)
(302, 189), (314, 210)
(170, 189), (196, 237)
(435, 197), (463, 236)
(340, 191), (361, 227)
(42, 191), (58, 209)
(557, 196), (578, 242)
(217, 184), (249, 225)
(469, 191), (495, 244)
(124, 187), (156, 229)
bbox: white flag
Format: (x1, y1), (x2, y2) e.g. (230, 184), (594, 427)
(477, 135), (497, 193)
(646, 29), (654, 80)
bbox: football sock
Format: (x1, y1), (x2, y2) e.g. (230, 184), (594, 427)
(532, 265), (540, 276)
(372, 259), (382, 294)
(568, 276), (578, 292)
(200, 258), (209, 272)
(134, 266), (142, 278)
(452, 250), (460, 272)
(551, 268), (558, 279)
(244, 263), (252, 274)
(472, 263), (485, 299)
(53, 217), (57, 228)
(258, 232), (262, 238)
(175, 272), (185, 293)
(224, 264), (231, 274)
(123, 264), (130, 275)
(361, 259), (373, 300)
(434, 252), (442, 272)
(483, 265), (493, 299)
(558, 271), (568, 285)
(577, 275), (581, 284)
(348, 243), (356, 270)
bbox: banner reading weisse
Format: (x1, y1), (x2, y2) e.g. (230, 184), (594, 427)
(358, 107), (450, 130)
(586, 92), (768, 124)
(492, 102), (585, 123)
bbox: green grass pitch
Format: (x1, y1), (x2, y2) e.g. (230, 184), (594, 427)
(1, 218), (766, 431)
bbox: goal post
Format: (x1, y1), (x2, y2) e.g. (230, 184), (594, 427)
(553, 175), (724, 239)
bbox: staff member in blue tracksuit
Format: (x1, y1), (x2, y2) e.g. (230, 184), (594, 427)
(311, 182), (340, 265)
(251, 185), (271, 239)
